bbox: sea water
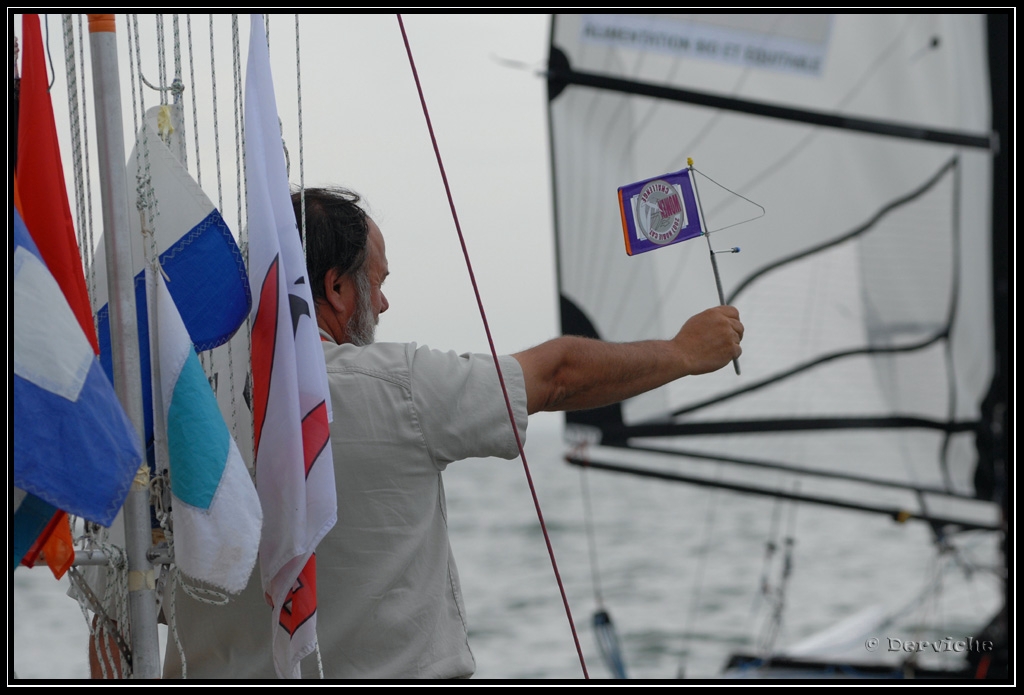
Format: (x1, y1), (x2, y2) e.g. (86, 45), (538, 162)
(11, 419), (1003, 681)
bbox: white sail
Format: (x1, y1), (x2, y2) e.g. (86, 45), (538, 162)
(547, 13), (1007, 678)
(548, 14), (1000, 527)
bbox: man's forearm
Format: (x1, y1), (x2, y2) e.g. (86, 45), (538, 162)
(514, 335), (688, 414)
(512, 306), (743, 415)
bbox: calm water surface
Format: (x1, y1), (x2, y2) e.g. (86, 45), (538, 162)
(12, 420), (1003, 680)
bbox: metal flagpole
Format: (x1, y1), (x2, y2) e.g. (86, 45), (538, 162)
(87, 13), (162, 679)
(689, 159), (741, 376)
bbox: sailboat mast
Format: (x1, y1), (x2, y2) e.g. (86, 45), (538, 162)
(86, 13), (162, 680)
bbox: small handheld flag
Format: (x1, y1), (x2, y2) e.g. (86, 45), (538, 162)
(618, 168), (704, 256)
(618, 159), (763, 376)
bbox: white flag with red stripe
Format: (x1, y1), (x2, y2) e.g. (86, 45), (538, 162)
(244, 13), (336, 679)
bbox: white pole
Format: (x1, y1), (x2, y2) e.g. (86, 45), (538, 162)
(87, 13), (162, 680)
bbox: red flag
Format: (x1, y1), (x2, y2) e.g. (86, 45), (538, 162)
(244, 14), (336, 679)
(15, 15), (84, 577)
(17, 13), (98, 354)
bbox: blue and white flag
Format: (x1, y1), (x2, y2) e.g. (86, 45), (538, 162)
(93, 109), (251, 444)
(153, 267), (262, 593)
(13, 209), (141, 528)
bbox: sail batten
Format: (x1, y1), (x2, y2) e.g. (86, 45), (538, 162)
(602, 415), (979, 438)
(548, 55), (996, 150)
(549, 12), (995, 510)
(566, 455), (1001, 532)
(600, 440), (985, 499)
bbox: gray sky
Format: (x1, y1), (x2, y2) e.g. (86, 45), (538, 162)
(269, 14), (558, 355)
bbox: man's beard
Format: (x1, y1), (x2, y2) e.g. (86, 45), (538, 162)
(346, 266), (377, 347)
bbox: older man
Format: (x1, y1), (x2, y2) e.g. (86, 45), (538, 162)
(304, 186), (741, 678)
(163, 186), (742, 679)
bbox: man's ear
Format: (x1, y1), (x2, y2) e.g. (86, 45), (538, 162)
(323, 267), (354, 313)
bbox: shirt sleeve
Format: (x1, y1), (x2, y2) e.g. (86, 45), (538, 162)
(407, 345), (528, 467)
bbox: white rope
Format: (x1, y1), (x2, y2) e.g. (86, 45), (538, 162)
(231, 14), (245, 249)
(61, 15), (93, 307)
(295, 14), (306, 254)
(171, 15), (183, 95)
(186, 15), (201, 188)
(126, 16), (142, 140)
(189, 16), (217, 382)
(128, 16), (161, 244)
(231, 14), (251, 463)
(166, 568), (187, 679)
(224, 17), (245, 450)
(165, 565), (245, 681)
(69, 538), (132, 678)
(200, 14), (224, 388)
(209, 15), (225, 212)
(162, 566), (260, 679)
(76, 14), (96, 309)
(171, 14), (187, 172)
(156, 14), (167, 104)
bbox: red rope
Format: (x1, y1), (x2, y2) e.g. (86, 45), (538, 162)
(396, 14), (590, 680)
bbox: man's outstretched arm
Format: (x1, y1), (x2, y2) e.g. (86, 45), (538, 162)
(512, 305), (743, 415)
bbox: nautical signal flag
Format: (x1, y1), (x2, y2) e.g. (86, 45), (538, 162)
(618, 168), (704, 256)
(153, 268), (262, 594)
(16, 14), (98, 353)
(14, 14), (137, 576)
(92, 109), (251, 450)
(13, 209), (142, 532)
(245, 13), (337, 679)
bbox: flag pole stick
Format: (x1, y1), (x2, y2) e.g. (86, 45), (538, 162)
(689, 160), (740, 376)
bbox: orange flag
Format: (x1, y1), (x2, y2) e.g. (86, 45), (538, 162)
(20, 508), (75, 579)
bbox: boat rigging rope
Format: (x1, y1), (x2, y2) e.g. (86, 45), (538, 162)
(155, 15), (167, 103)
(577, 443), (628, 679)
(185, 15), (200, 186)
(395, 14), (589, 679)
(578, 448), (605, 610)
(294, 14), (306, 254)
(208, 16), (225, 214)
(206, 15), (246, 447)
(231, 14), (246, 258)
(680, 471), (723, 670)
(757, 485), (799, 655)
(288, 15), (325, 679)
(68, 542), (131, 678)
(61, 15), (97, 308)
(754, 491), (786, 614)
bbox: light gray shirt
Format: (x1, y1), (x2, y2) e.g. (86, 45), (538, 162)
(162, 339), (527, 679)
(315, 339), (527, 679)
